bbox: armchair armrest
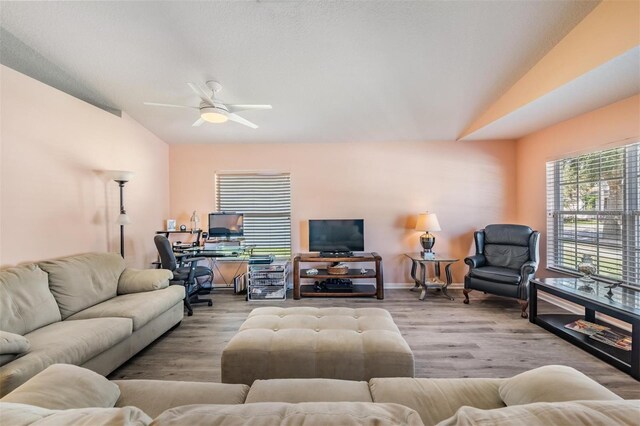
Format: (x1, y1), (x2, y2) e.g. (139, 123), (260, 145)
(464, 254), (486, 269)
(520, 261), (537, 279)
(118, 268), (172, 294)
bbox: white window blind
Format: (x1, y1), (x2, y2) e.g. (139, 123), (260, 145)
(216, 172), (291, 257)
(546, 142), (639, 286)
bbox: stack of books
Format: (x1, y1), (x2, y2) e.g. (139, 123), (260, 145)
(564, 319), (632, 351)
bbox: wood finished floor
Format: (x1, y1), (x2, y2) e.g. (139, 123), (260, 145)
(109, 288), (640, 399)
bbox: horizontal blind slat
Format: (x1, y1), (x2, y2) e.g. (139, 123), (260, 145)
(216, 172), (292, 257)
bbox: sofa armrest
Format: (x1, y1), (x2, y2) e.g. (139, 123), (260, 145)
(464, 254), (486, 269)
(117, 268), (173, 295)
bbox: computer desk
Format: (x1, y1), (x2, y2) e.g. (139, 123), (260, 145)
(183, 246), (255, 287)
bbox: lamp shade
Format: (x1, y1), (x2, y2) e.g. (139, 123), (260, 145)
(415, 212), (441, 232)
(116, 213), (131, 225)
(106, 170), (135, 182)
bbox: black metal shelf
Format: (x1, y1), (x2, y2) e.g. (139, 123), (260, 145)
(534, 313), (631, 372)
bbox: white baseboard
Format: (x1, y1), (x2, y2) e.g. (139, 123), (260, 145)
(385, 282), (464, 289)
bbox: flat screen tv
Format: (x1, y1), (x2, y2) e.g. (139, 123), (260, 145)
(208, 212), (244, 238)
(309, 219), (364, 253)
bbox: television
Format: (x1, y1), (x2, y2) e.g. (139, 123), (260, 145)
(208, 212), (244, 238)
(309, 219), (364, 253)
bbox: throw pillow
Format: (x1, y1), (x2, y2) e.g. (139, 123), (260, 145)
(498, 365), (621, 406)
(0, 364), (120, 410)
(0, 402), (151, 426)
(118, 269), (172, 294)
(436, 400), (640, 426)
(0, 330), (30, 355)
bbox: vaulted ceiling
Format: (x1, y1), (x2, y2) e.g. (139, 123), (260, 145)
(2, 0), (633, 144)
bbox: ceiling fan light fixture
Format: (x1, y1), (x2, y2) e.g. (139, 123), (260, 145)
(200, 106), (228, 123)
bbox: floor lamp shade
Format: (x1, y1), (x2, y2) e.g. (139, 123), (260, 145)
(106, 170), (135, 182)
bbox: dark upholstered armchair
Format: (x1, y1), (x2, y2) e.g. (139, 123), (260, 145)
(463, 224), (540, 318)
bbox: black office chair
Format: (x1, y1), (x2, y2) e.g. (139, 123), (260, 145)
(154, 235), (213, 316)
(463, 224), (540, 318)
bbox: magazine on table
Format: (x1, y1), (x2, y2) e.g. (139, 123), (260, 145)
(564, 319), (631, 351)
(589, 329), (632, 351)
(564, 319), (608, 336)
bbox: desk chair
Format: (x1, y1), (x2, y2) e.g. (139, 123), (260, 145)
(154, 235), (213, 316)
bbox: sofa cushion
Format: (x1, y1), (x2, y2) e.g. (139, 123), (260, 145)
(151, 402), (424, 426)
(0, 331), (30, 355)
(0, 402), (151, 426)
(0, 317), (132, 396)
(118, 268), (172, 294)
(370, 377), (505, 426)
(499, 365), (621, 406)
(39, 252), (126, 319)
(114, 380), (249, 418)
(66, 285), (185, 330)
(469, 266), (520, 284)
(0, 264), (61, 335)
(246, 378), (373, 403)
(1, 364), (120, 410)
(436, 400), (640, 426)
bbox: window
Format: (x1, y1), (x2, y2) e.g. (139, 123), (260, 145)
(216, 172), (291, 258)
(546, 142), (639, 286)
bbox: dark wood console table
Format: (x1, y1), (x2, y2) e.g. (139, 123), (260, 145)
(293, 252), (384, 300)
(530, 277), (639, 380)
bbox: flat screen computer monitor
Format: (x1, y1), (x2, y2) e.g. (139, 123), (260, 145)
(208, 212), (244, 238)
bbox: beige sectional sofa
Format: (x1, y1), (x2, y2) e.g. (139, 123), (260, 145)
(1, 363), (637, 425)
(0, 252), (185, 396)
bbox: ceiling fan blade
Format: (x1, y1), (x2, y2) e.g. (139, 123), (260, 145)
(187, 83), (215, 105)
(226, 104), (273, 113)
(227, 113), (258, 129)
(144, 102), (197, 109)
(192, 118), (205, 127)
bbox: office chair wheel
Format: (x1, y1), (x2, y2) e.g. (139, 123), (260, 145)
(207, 300), (213, 307)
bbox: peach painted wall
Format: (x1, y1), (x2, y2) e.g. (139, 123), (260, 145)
(0, 65), (170, 269)
(515, 94), (640, 277)
(169, 140), (517, 284)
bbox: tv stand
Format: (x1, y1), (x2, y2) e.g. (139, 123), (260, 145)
(319, 251), (353, 258)
(293, 252), (383, 300)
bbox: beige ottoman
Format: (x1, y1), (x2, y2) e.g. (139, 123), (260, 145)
(221, 307), (414, 385)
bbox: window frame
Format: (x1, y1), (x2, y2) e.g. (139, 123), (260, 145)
(546, 142), (639, 286)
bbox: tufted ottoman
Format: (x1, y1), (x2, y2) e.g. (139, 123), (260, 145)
(221, 307), (414, 385)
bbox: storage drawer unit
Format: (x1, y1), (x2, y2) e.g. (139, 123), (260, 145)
(247, 260), (291, 302)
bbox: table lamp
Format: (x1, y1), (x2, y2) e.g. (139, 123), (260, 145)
(416, 212), (441, 259)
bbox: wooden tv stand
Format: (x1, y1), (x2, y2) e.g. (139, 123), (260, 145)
(293, 252), (384, 300)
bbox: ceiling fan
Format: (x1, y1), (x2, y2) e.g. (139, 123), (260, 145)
(144, 81), (272, 129)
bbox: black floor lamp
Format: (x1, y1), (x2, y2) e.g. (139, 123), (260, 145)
(108, 170), (134, 257)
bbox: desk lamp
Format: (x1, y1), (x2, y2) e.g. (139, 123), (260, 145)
(107, 170), (134, 258)
(416, 212), (441, 259)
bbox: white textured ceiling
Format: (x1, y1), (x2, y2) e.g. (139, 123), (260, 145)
(0, 1), (600, 144)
